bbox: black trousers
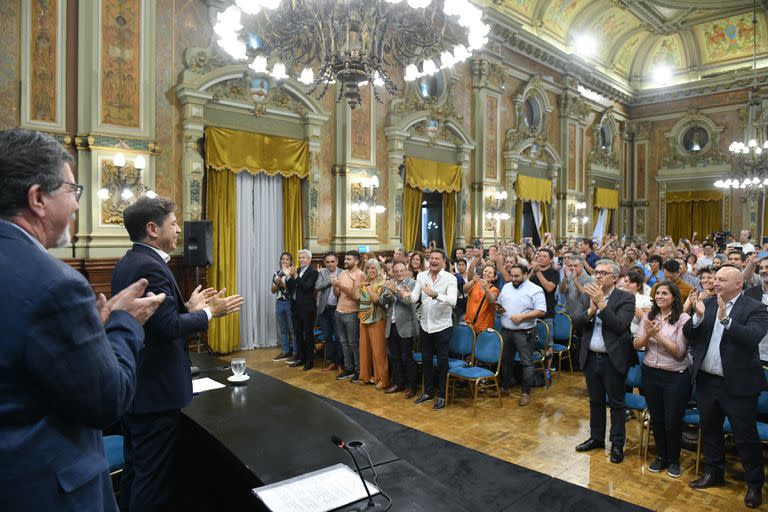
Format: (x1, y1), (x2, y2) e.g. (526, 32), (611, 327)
(292, 307), (316, 364)
(388, 323), (417, 391)
(120, 410), (181, 511)
(697, 372), (764, 487)
(501, 328), (536, 393)
(421, 326), (452, 398)
(641, 365), (690, 463)
(584, 351), (627, 445)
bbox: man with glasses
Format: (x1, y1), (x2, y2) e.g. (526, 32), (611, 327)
(573, 259), (636, 463)
(0, 128), (166, 510)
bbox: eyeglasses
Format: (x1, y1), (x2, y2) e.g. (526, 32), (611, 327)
(61, 181), (84, 202)
(593, 270), (613, 277)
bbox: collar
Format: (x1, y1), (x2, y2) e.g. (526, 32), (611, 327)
(134, 242), (171, 263)
(0, 218), (47, 253)
(604, 286), (615, 299)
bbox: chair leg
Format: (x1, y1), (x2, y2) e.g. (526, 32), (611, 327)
(445, 374), (452, 407)
(695, 428), (701, 475)
(473, 379), (479, 414)
(495, 377), (502, 408)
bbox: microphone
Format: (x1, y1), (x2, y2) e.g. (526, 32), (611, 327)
(331, 435), (375, 508)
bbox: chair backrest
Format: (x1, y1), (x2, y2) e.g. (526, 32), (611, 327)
(494, 314), (504, 334)
(449, 322), (475, 357)
(759, 390), (768, 415)
(535, 319), (549, 350)
(474, 329), (503, 366)
(625, 364), (642, 389)
(636, 350), (646, 366)
(552, 312), (572, 344)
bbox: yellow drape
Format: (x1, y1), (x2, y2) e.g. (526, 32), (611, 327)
(666, 190), (722, 203)
(539, 202), (549, 234)
(205, 126), (308, 178)
(283, 176), (303, 262)
(666, 201), (693, 242)
(206, 169), (240, 354)
(443, 191), (456, 256)
(403, 185), (422, 251)
(405, 157), (462, 192)
(593, 187), (619, 210)
(665, 190), (722, 241)
(514, 200), (523, 242)
(514, 175), (551, 203)
(691, 200), (721, 239)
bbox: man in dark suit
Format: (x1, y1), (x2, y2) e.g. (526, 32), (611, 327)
(0, 128), (164, 511)
(286, 249), (319, 370)
(572, 259), (636, 463)
(112, 197), (243, 511)
(683, 265), (768, 508)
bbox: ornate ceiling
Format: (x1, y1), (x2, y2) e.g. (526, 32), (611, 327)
(483, 0), (768, 91)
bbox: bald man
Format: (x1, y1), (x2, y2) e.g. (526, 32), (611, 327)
(683, 266), (768, 508)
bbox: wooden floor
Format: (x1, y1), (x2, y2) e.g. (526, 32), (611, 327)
(223, 348), (765, 512)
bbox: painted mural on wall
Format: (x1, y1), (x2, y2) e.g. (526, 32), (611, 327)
(485, 95), (498, 179)
(588, 8), (639, 58)
(696, 14), (766, 64)
(29, 0), (57, 123)
(101, 0), (142, 127)
(541, 0), (585, 40)
(0, 1), (21, 129)
(503, 0), (534, 17)
(613, 32), (643, 76)
(351, 87), (372, 162)
(649, 35), (683, 69)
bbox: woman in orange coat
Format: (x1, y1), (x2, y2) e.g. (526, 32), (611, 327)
(463, 264), (499, 333)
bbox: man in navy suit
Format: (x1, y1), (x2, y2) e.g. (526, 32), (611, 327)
(112, 196), (243, 511)
(0, 128), (165, 511)
(683, 265), (768, 508)
(286, 249), (319, 370)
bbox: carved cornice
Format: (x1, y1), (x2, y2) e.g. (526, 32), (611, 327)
(75, 134), (159, 154)
(472, 58), (505, 90)
(559, 92), (590, 122)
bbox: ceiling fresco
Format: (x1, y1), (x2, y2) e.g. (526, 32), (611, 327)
(484, 0), (768, 90)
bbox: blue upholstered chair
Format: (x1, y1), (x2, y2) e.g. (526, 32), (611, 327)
(103, 434), (125, 495)
(445, 328), (504, 412)
(623, 363), (651, 458)
(447, 322), (475, 370)
(551, 312), (573, 374)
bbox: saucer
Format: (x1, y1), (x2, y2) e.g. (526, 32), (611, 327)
(227, 374), (250, 383)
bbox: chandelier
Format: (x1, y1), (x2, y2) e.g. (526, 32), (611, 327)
(485, 190), (510, 222)
(715, 0), (768, 198)
(351, 176), (386, 213)
(213, 0), (489, 108)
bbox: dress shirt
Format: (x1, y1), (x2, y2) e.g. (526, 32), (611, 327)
(326, 270), (340, 306)
(409, 269), (457, 333)
(692, 295), (739, 376)
(135, 242), (212, 320)
(588, 288), (614, 353)
(637, 312), (691, 372)
(496, 279), (546, 330)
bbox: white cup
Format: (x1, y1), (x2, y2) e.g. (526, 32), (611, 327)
(231, 358), (246, 377)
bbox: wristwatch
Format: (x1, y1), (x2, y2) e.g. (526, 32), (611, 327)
(720, 317), (731, 328)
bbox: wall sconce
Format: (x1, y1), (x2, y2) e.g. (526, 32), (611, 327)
(570, 201), (588, 230)
(98, 152), (155, 201)
(485, 190), (511, 221)
(351, 175), (386, 214)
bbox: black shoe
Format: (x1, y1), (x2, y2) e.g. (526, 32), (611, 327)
(302, 364), (313, 371)
(745, 486), (763, 509)
(350, 373), (360, 383)
(336, 371), (354, 380)
(648, 457), (667, 473)
(272, 352), (290, 362)
(288, 360), (304, 367)
(609, 444), (624, 464)
(414, 393), (434, 405)
(575, 438), (605, 452)
(667, 462), (681, 478)
(433, 398), (445, 410)
(689, 472), (725, 489)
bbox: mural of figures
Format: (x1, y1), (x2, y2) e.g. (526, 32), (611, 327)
(542, 0), (585, 39)
(698, 14), (765, 63)
(101, 0), (142, 127)
(350, 87), (372, 162)
(29, 0), (57, 123)
(650, 36), (683, 68)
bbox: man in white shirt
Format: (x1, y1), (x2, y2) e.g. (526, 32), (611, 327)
(401, 249), (457, 410)
(495, 264), (546, 405)
(739, 229), (756, 255)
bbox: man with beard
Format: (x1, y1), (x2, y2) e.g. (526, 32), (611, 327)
(332, 250), (366, 382)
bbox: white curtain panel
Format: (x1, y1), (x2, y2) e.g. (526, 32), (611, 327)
(531, 201), (543, 238)
(236, 172), (284, 349)
(592, 208), (608, 241)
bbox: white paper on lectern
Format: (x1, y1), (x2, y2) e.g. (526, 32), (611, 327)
(191, 377), (225, 394)
(252, 463), (380, 512)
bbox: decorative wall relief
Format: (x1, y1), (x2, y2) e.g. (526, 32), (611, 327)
(351, 87), (372, 161)
(659, 109), (728, 169)
(350, 182), (372, 230)
(589, 106), (619, 170)
(101, 0), (142, 127)
(568, 124), (576, 189)
(485, 95), (499, 179)
(695, 14), (767, 65)
(29, 0), (58, 123)
(99, 158), (146, 225)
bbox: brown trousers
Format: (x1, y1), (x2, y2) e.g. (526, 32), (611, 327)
(359, 319), (389, 388)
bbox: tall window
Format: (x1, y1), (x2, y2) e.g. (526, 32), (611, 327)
(420, 191), (444, 249)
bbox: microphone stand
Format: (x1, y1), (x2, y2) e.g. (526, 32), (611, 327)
(331, 436), (376, 509)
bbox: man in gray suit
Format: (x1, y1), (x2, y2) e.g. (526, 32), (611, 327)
(379, 261), (419, 397)
(315, 253), (343, 373)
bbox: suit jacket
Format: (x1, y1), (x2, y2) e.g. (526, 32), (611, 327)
(0, 222), (143, 511)
(111, 244), (208, 415)
(745, 283), (766, 303)
(315, 267), (342, 314)
(573, 287), (637, 374)
(682, 294), (768, 396)
(286, 266), (319, 314)
(379, 277), (418, 338)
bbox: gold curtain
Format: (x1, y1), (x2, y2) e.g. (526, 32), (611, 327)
(665, 190), (722, 241)
(539, 202), (549, 234)
(206, 169), (240, 354)
(405, 157), (462, 192)
(514, 175), (551, 203)
(691, 200), (722, 239)
(443, 191), (456, 256)
(514, 199), (523, 242)
(403, 185), (422, 251)
(666, 201), (693, 241)
(205, 126), (308, 178)
(593, 187), (619, 210)
(666, 190), (723, 203)
(283, 176), (303, 262)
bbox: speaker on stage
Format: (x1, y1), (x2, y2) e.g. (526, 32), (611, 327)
(184, 220), (213, 266)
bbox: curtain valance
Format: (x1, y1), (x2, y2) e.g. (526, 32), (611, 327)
(665, 190), (722, 203)
(405, 157), (462, 193)
(514, 175), (551, 203)
(205, 126), (308, 179)
(593, 187), (619, 210)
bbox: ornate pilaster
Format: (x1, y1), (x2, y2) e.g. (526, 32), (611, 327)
(305, 112), (325, 252)
(385, 128), (408, 248)
(177, 91), (207, 222)
(503, 160), (518, 242)
(456, 144), (473, 249)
